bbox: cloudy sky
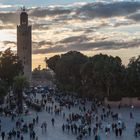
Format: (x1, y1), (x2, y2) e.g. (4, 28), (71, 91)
(0, 0), (140, 69)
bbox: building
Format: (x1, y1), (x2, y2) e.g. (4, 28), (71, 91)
(17, 8), (32, 82)
(32, 68), (55, 87)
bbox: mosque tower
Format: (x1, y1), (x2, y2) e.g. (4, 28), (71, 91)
(17, 7), (32, 82)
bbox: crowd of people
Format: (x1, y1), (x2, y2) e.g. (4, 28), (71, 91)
(0, 88), (138, 140)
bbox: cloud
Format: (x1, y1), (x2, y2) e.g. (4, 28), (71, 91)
(0, 25), (15, 29)
(59, 35), (90, 44)
(38, 40), (53, 46)
(68, 39), (140, 51)
(28, 1), (140, 20)
(3, 41), (16, 46)
(0, 1), (140, 30)
(32, 45), (67, 54)
(29, 7), (71, 18)
(32, 39), (140, 55)
(32, 41), (53, 49)
(1, 40), (53, 51)
(113, 21), (134, 27)
(127, 12), (140, 21)
(32, 23), (50, 30)
(0, 12), (19, 25)
(0, 4), (13, 9)
(76, 2), (140, 20)
(1, 1), (140, 57)
(0, 41), (17, 50)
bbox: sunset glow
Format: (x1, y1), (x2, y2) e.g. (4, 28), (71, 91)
(0, 0), (140, 69)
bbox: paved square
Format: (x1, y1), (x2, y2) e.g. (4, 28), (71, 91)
(0, 93), (140, 140)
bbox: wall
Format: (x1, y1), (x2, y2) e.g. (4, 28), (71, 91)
(104, 97), (140, 107)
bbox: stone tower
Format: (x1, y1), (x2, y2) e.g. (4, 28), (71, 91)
(17, 8), (32, 82)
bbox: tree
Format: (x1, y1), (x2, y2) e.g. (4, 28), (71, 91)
(47, 51), (87, 95)
(46, 51), (140, 100)
(126, 56), (140, 97)
(0, 48), (23, 87)
(80, 54), (125, 99)
(0, 48), (23, 102)
(46, 55), (60, 71)
(0, 80), (7, 104)
(13, 75), (28, 114)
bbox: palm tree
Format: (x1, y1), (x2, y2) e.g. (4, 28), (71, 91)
(13, 75), (28, 114)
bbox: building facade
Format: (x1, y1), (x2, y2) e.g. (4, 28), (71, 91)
(17, 8), (32, 82)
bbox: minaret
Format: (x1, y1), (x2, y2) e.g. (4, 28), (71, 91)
(17, 7), (32, 82)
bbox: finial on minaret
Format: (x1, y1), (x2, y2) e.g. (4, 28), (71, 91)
(23, 6), (25, 11)
(21, 6), (26, 12)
